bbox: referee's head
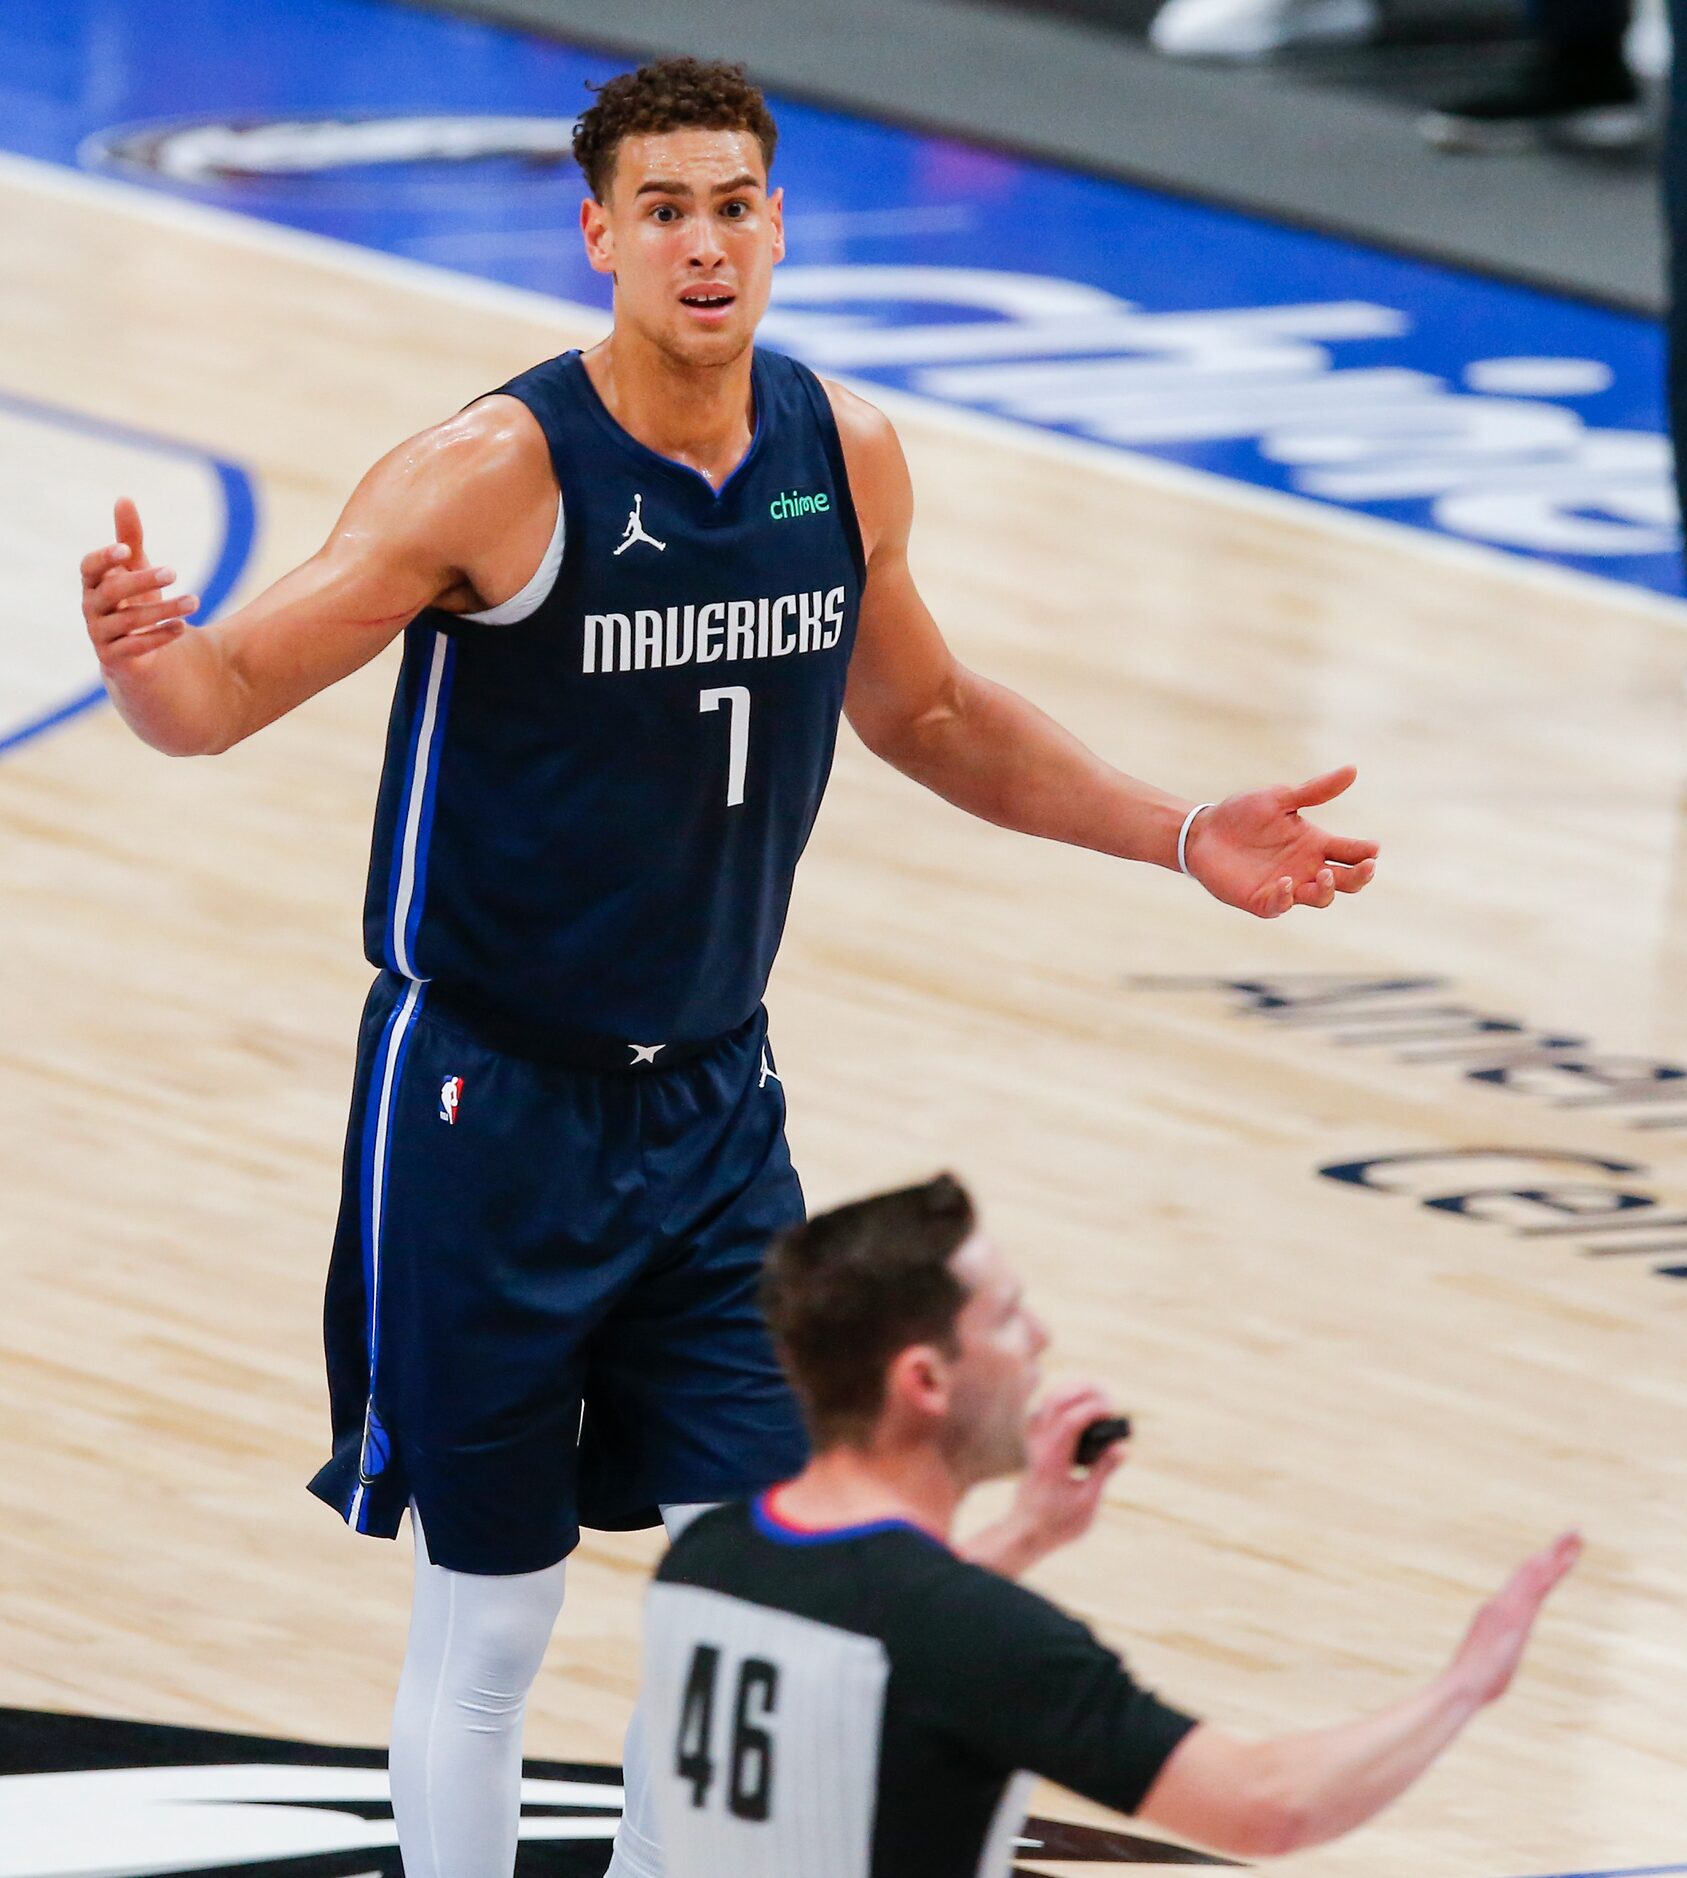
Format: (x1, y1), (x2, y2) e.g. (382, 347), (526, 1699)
(762, 1174), (1049, 1483)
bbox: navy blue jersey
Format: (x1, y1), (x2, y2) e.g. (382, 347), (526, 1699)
(361, 347), (865, 1044)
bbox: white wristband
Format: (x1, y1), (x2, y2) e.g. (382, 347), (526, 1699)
(1177, 802), (1215, 878)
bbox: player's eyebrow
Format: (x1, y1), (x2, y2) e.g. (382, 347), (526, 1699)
(633, 172), (760, 200)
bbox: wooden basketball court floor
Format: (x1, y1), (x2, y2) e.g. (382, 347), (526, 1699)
(3, 151), (1687, 1875)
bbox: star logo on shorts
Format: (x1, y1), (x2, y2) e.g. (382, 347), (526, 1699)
(628, 1042), (665, 1066)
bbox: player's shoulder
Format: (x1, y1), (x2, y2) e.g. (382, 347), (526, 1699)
(815, 374), (900, 462)
(361, 391), (553, 538)
(807, 374), (908, 554)
(423, 393), (551, 487)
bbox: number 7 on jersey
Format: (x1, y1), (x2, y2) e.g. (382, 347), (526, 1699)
(699, 685), (750, 807)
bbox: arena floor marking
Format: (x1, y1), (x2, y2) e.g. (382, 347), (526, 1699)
(3, 28), (1686, 1878)
(0, 380), (256, 756)
(0, 0), (1677, 595)
(1, 145), (1683, 772)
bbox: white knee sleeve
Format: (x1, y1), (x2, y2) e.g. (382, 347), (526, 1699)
(603, 1502), (722, 1878)
(390, 1507), (568, 1878)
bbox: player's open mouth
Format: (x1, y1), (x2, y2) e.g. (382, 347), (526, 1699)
(680, 289), (736, 316)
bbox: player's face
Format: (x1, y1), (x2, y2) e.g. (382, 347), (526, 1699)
(941, 1235), (1049, 1483)
(582, 128), (785, 369)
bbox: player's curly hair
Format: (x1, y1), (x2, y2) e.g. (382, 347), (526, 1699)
(572, 56), (779, 202)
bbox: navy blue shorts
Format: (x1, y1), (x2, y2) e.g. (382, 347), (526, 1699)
(308, 971), (809, 1575)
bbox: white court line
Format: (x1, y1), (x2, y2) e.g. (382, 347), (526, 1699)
(4, 145), (1685, 635)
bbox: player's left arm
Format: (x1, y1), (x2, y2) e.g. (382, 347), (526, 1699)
(827, 384), (1378, 918)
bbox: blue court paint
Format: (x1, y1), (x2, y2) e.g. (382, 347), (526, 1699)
(1517, 1868), (1687, 1878)
(0, 0), (1677, 597)
(0, 388), (257, 757)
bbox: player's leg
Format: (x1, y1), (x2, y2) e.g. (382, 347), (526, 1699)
(389, 1505), (569, 1878)
(308, 972), (427, 1543)
(584, 1015), (809, 1878)
(576, 1018), (806, 1534)
(306, 976), (651, 1874)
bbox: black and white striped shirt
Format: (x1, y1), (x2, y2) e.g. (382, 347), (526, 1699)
(642, 1496), (1197, 1878)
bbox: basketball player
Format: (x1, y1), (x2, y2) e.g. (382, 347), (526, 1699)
(645, 1174), (1581, 1878)
(78, 57), (1378, 1878)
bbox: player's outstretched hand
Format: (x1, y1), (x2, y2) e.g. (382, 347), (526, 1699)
(81, 498), (201, 673)
(1446, 1531), (1582, 1709)
(1183, 765), (1378, 919)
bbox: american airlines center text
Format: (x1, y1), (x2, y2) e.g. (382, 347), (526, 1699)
(584, 586), (847, 674)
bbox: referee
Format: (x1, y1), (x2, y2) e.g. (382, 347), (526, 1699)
(638, 1175), (1581, 1878)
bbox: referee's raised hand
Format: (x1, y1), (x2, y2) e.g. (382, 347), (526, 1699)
(1137, 1528), (1584, 1855)
(1447, 1529), (1582, 1707)
(963, 1382), (1128, 1579)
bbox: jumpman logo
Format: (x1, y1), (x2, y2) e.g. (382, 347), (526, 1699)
(629, 1042), (665, 1065)
(758, 1045), (781, 1090)
(613, 493), (666, 556)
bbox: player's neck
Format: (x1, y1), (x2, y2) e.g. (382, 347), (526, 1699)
(585, 327), (756, 491)
(768, 1445), (966, 1546)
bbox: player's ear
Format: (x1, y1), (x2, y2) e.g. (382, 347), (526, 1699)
(581, 194), (615, 276)
(769, 185), (785, 265)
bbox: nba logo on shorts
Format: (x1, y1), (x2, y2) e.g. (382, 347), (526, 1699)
(439, 1075), (464, 1125)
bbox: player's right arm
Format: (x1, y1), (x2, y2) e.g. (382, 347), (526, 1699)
(80, 399), (550, 756)
(1135, 1530), (1581, 1856)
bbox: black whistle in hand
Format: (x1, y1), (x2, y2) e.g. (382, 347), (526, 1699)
(1074, 1415), (1132, 1468)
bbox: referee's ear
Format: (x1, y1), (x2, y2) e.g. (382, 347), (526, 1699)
(883, 1342), (953, 1431)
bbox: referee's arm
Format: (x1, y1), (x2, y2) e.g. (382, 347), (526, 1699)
(1138, 1531), (1580, 1856)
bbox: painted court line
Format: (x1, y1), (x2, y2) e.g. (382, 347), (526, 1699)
(4, 147), (1685, 645)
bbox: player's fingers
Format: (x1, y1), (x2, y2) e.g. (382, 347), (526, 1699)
(1292, 868), (1338, 910)
(104, 565), (180, 607)
(104, 595), (199, 638)
(1321, 835), (1379, 865)
(1287, 764), (1357, 811)
(1253, 875), (1294, 919)
(118, 588), (198, 622)
(80, 542), (132, 588)
(114, 497), (149, 565)
(1330, 859), (1375, 894)
(102, 620), (187, 664)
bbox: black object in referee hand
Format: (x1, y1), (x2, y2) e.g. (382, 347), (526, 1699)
(1074, 1415), (1131, 1468)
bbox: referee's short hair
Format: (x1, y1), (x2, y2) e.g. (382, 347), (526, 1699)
(761, 1173), (977, 1449)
